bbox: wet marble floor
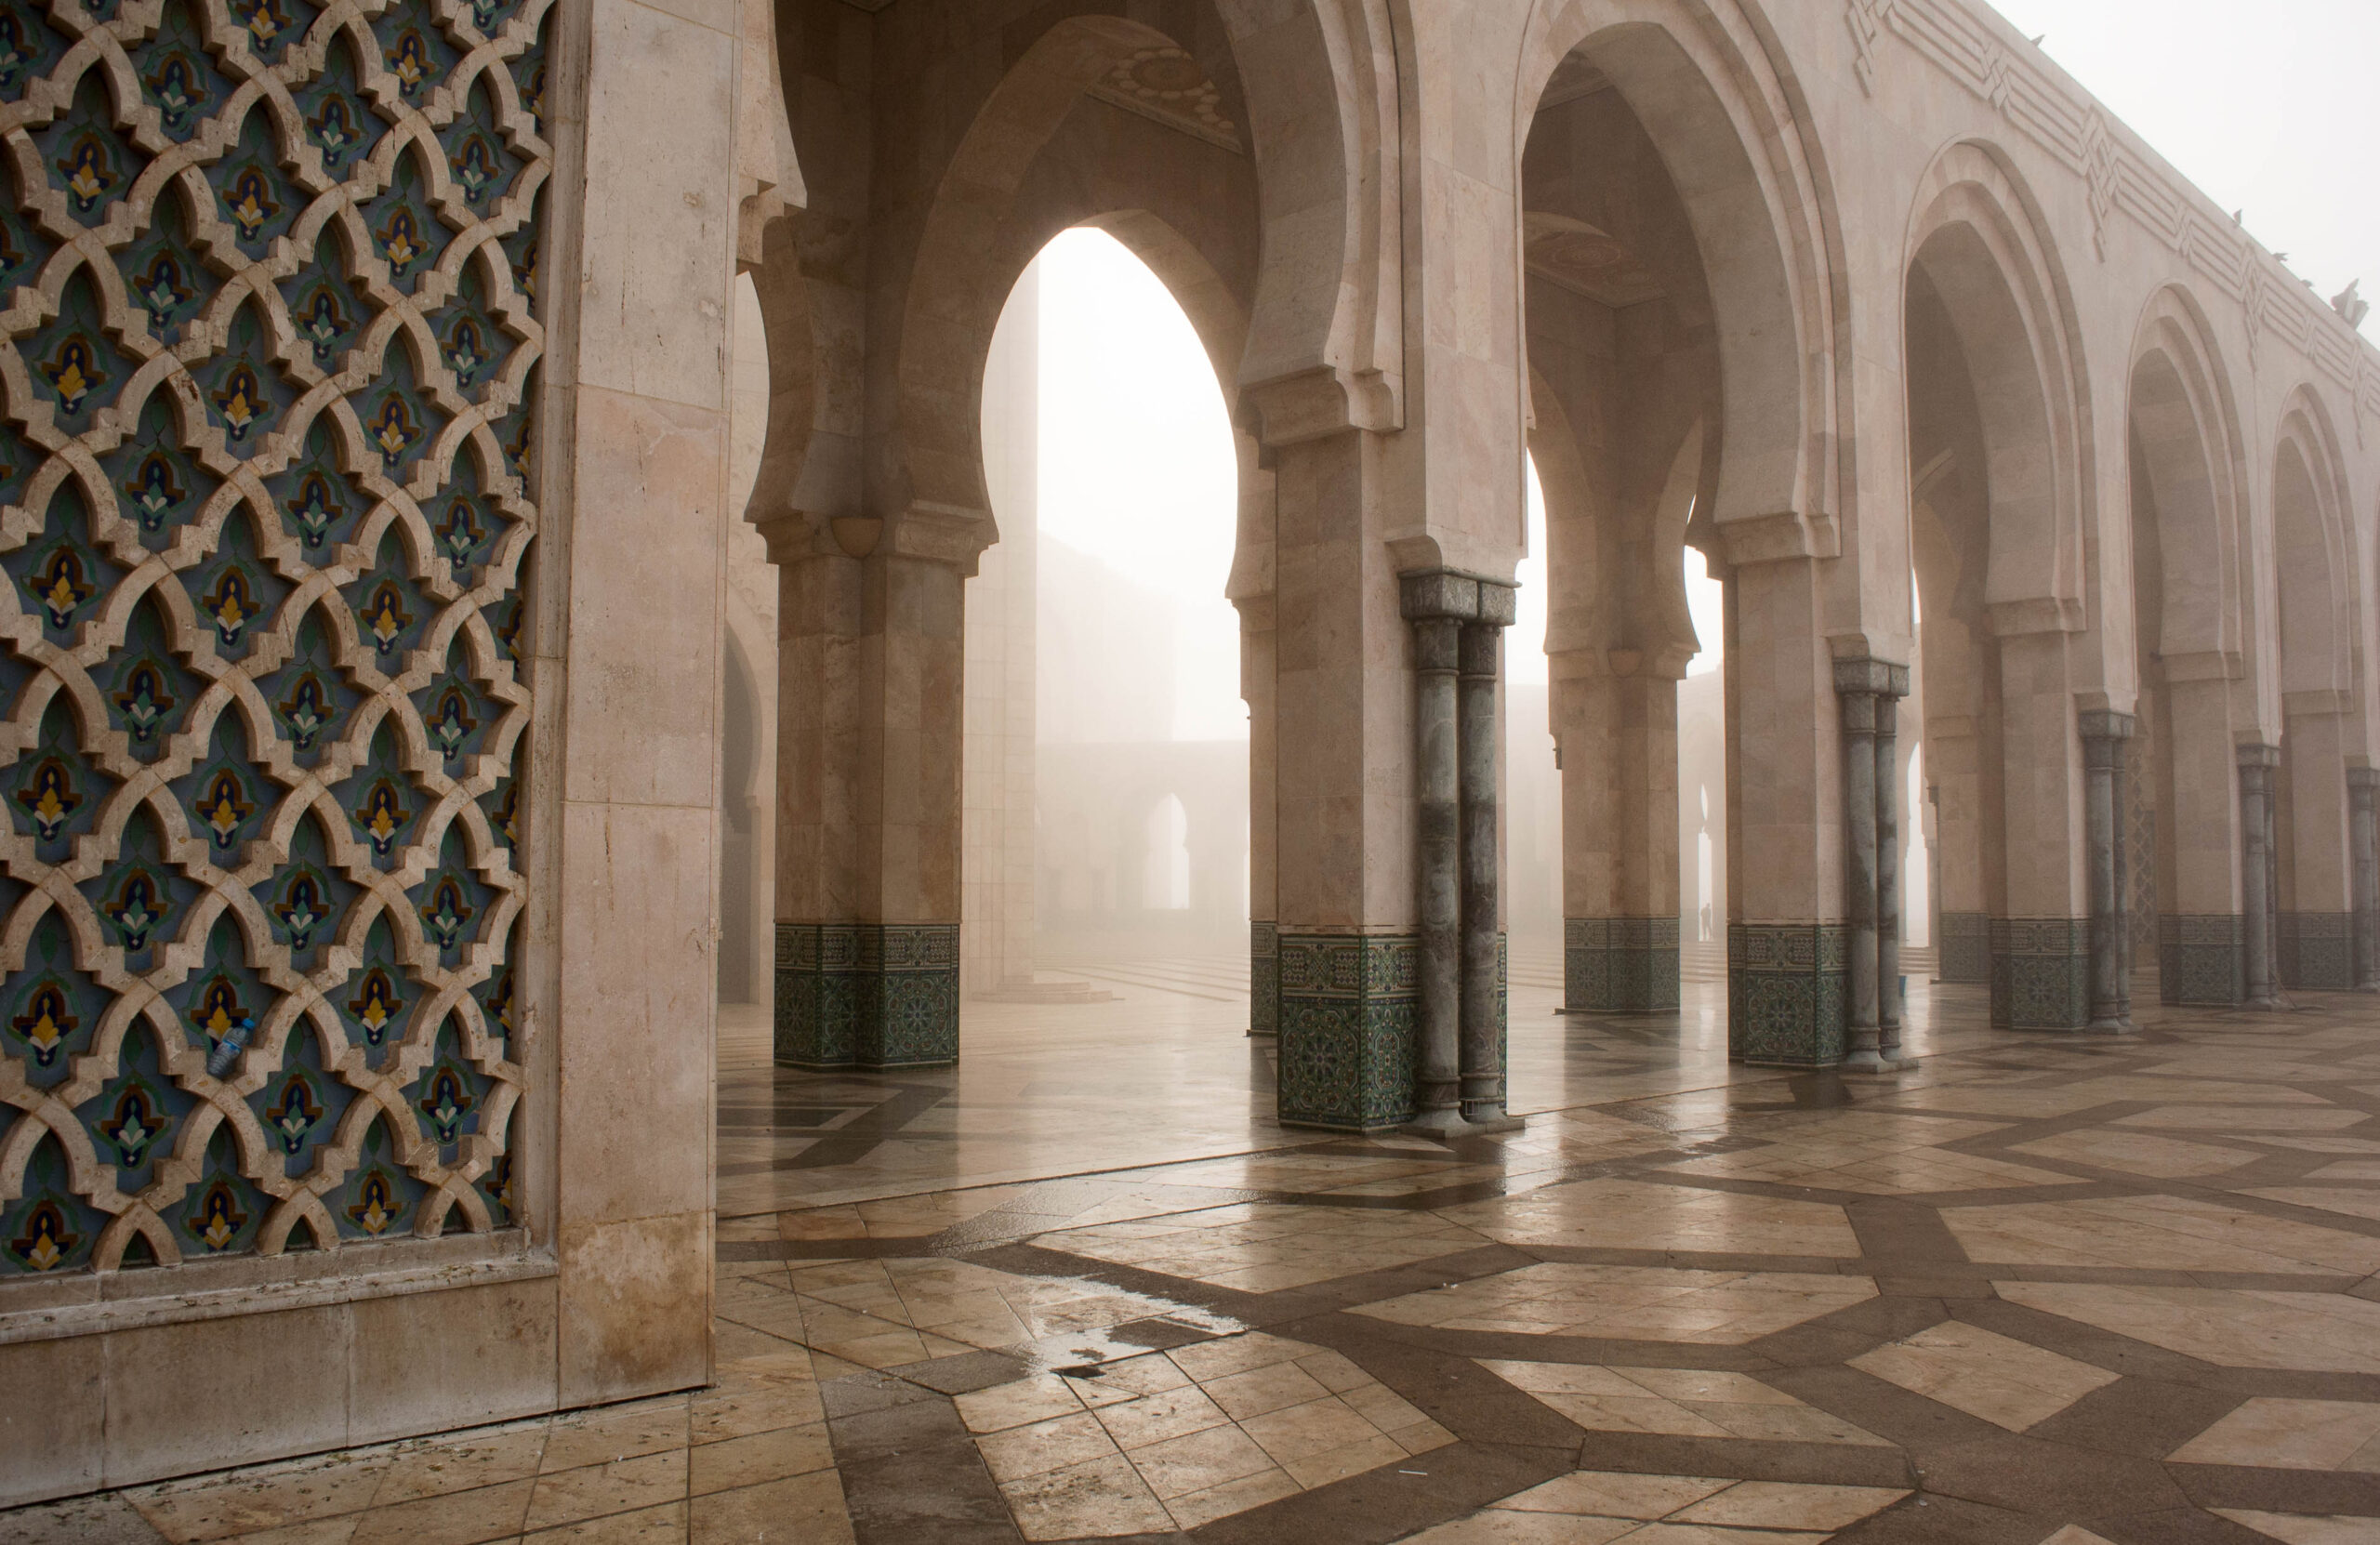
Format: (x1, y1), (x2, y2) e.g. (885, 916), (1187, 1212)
(9, 964), (2380, 1544)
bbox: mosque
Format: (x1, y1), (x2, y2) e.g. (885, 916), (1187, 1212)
(1, 0), (2377, 1539)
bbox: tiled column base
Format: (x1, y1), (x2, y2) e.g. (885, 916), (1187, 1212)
(1276, 933), (1419, 1131)
(1564, 918), (1682, 1011)
(1989, 918), (2090, 1030)
(1250, 921), (1278, 1037)
(1937, 912), (1989, 983)
(774, 923), (960, 1069)
(2281, 912), (2355, 991)
(1727, 924), (1847, 1066)
(2158, 914), (2246, 1005)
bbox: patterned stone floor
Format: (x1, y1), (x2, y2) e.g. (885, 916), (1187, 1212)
(8, 967), (2380, 1543)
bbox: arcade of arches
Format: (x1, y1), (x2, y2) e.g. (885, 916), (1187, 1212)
(3, 0), (2380, 1540)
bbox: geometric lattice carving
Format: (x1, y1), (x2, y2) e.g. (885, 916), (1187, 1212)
(0, 0), (546, 1274)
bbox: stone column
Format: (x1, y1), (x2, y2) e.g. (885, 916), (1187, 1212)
(1835, 658), (1911, 1072)
(2349, 765), (2380, 993)
(2080, 709), (2135, 1033)
(1461, 604), (1519, 1129)
(1242, 603), (1279, 1036)
(1269, 429), (1421, 1133)
(1836, 662), (1882, 1069)
(2280, 702), (2356, 989)
(1875, 686), (1905, 1063)
(1924, 717), (1990, 983)
(1554, 655), (1686, 1014)
(1989, 632), (2092, 1032)
(2158, 663), (2249, 1005)
(2240, 743), (2284, 1010)
(1403, 590), (1463, 1134)
(1727, 560), (1847, 1066)
(768, 517), (972, 1070)
(1396, 571), (1518, 1135)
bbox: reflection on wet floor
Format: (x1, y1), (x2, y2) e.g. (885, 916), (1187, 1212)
(13, 960), (2380, 1542)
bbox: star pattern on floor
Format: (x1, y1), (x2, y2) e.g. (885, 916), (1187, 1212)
(11, 980), (2380, 1542)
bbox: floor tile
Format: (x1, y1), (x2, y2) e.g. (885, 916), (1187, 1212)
(1849, 1320), (2118, 1430)
(2169, 1400), (2380, 1471)
(1997, 1284), (2380, 1372)
(1479, 1362), (1891, 1446)
(998, 1453), (1173, 1540)
(2209, 1511), (2380, 1543)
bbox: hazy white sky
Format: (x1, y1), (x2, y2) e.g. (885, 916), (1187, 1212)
(1028, 6), (2363, 726)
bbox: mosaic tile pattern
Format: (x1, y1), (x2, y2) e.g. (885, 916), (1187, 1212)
(1275, 931), (1417, 1130)
(1726, 921), (1845, 1065)
(2282, 911), (2355, 992)
(1989, 916), (2090, 1029)
(0, 0), (547, 1275)
(1564, 914), (1680, 1012)
(774, 921), (959, 1069)
(1249, 918), (1275, 1037)
(2160, 911), (2247, 1005)
(1937, 909), (1989, 983)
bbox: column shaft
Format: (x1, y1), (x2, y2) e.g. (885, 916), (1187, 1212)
(1459, 617), (1504, 1119)
(1875, 693), (1902, 1062)
(2081, 710), (2135, 1033)
(1411, 614), (1461, 1122)
(2350, 768), (2380, 993)
(2241, 744), (2283, 1010)
(1397, 571), (1519, 1135)
(1835, 662), (1881, 1070)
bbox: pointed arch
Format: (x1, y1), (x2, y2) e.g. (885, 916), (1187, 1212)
(2127, 285), (2249, 669)
(2272, 386), (2357, 704)
(1516, 0), (1844, 560)
(1904, 139), (2092, 631)
(866, 16), (1265, 561)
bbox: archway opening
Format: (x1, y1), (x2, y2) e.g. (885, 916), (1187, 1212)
(2124, 324), (2241, 1007)
(1904, 225), (2060, 990)
(2272, 419), (2355, 988)
(1518, 34), (1749, 1026)
(964, 228), (1249, 1006)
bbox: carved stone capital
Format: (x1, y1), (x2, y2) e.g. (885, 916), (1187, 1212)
(1832, 657), (1910, 700)
(2077, 708), (2137, 743)
(1398, 569), (1517, 625)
